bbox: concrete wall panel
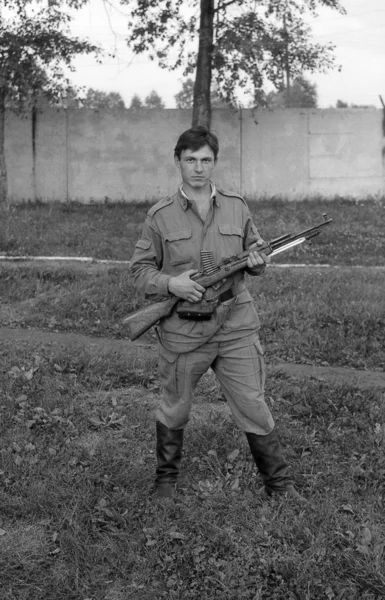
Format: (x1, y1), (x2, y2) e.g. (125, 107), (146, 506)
(4, 107), (385, 202)
(241, 109), (309, 198)
(309, 108), (380, 134)
(67, 109), (192, 202)
(5, 111), (33, 201)
(211, 110), (241, 193)
(35, 108), (67, 201)
(309, 110), (383, 184)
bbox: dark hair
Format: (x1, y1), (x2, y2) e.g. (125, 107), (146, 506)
(174, 126), (219, 160)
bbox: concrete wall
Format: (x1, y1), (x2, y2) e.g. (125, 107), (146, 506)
(4, 107), (385, 202)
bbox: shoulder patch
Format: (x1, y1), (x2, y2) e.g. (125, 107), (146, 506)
(217, 189), (246, 204)
(147, 196), (174, 218)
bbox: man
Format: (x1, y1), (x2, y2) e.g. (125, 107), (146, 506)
(130, 126), (305, 504)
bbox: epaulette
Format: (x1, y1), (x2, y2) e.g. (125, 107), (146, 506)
(147, 195), (174, 218)
(217, 188), (247, 204)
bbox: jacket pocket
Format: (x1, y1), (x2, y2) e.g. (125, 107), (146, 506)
(218, 224), (244, 255)
(164, 229), (194, 266)
(135, 238), (152, 250)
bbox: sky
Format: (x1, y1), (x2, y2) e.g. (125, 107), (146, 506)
(69, 0), (385, 109)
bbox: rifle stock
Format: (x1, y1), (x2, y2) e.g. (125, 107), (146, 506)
(122, 296), (179, 341)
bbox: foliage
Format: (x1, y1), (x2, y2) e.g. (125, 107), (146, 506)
(0, 1), (99, 111)
(265, 76), (318, 108)
(41, 85), (126, 109)
(129, 89), (165, 109)
(129, 93), (143, 109)
(175, 77), (227, 109)
(143, 89), (165, 109)
(336, 99), (376, 109)
(81, 88), (126, 109)
(121, 0), (344, 109)
(0, 0), (100, 202)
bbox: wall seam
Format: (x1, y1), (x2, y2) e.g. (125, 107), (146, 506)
(307, 111), (311, 195)
(239, 107), (243, 195)
(65, 109), (69, 203)
(32, 105), (37, 202)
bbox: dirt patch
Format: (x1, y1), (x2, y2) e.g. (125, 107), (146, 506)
(272, 362), (385, 391)
(0, 325), (154, 370)
(1, 326), (384, 391)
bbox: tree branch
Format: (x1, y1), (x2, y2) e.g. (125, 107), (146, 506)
(213, 0), (239, 14)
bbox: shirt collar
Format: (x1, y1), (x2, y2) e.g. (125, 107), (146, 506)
(179, 181), (219, 210)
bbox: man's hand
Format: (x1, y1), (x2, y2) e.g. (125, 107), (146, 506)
(168, 269), (205, 302)
(247, 238), (270, 270)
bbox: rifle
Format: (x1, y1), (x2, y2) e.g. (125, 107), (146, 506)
(123, 214), (332, 341)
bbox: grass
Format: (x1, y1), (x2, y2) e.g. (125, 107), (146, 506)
(1, 340), (385, 599)
(1, 196), (385, 265)
(0, 196), (385, 598)
(0, 263), (383, 370)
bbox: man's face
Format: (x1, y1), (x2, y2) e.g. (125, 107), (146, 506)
(175, 144), (216, 190)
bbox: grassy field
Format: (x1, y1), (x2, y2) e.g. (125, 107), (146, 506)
(1, 196), (385, 265)
(0, 197), (385, 599)
(1, 338), (385, 600)
(0, 263), (383, 370)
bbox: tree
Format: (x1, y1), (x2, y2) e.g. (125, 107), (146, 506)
(121, 0), (344, 128)
(336, 100), (375, 109)
(129, 93), (143, 109)
(175, 79), (195, 109)
(144, 89), (165, 109)
(82, 88), (126, 109)
(129, 90), (165, 109)
(175, 77), (226, 109)
(266, 76), (318, 108)
(0, 0), (99, 203)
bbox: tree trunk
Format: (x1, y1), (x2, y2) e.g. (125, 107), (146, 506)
(0, 87), (7, 204)
(192, 0), (214, 129)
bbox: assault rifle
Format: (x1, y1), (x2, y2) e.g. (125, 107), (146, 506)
(123, 214), (332, 341)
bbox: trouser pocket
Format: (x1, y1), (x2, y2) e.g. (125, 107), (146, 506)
(158, 344), (179, 398)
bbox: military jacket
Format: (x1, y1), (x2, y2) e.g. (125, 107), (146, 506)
(129, 186), (265, 352)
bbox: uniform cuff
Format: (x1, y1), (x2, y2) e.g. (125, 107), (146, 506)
(145, 274), (173, 297)
(158, 274), (173, 296)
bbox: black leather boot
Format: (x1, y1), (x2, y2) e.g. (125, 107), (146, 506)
(245, 429), (307, 505)
(154, 420), (184, 498)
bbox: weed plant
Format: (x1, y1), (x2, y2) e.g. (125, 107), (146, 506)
(0, 340), (384, 599)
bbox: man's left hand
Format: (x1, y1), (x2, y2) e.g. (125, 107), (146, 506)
(247, 239), (270, 269)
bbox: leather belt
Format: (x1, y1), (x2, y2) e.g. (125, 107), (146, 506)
(217, 282), (246, 304)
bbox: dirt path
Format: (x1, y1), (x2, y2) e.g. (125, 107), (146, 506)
(1, 326), (384, 391)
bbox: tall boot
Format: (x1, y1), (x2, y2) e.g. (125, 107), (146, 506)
(154, 420), (184, 498)
(245, 429), (307, 504)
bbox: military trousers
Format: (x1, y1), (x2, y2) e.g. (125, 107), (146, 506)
(156, 331), (275, 435)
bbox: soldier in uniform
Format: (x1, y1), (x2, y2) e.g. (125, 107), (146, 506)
(130, 126), (306, 504)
